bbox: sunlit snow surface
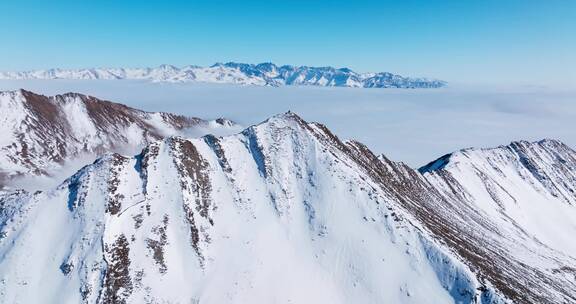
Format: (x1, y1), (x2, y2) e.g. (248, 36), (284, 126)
(0, 80), (574, 167)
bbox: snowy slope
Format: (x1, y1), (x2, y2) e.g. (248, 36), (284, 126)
(0, 113), (503, 304)
(0, 90), (239, 189)
(0, 62), (446, 88)
(418, 139), (576, 303)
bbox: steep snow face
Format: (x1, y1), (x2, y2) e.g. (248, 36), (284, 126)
(0, 113), (502, 304)
(419, 139), (576, 303)
(0, 62), (446, 88)
(0, 90), (240, 189)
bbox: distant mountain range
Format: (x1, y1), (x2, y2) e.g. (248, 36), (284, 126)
(0, 62), (446, 88)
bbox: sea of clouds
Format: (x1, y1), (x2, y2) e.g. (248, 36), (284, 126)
(1, 79), (574, 168)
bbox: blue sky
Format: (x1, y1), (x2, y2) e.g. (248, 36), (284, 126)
(0, 0), (574, 86)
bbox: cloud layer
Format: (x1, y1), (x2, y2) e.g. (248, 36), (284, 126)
(0, 80), (573, 167)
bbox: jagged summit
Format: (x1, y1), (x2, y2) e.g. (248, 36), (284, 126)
(0, 62), (446, 88)
(259, 110), (306, 124)
(237, 111), (312, 139)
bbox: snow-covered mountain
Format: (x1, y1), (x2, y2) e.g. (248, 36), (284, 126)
(0, 62), (446, 88)
(0, 96), (574, 303)
(0, 112), (504, 303)
(418, 139), (576, 303)
(0, 89), (239, 189)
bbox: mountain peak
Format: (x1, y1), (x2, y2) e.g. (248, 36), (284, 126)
(276, 110), (302, 120)
(157, 64), (178, 70)
(255, 111), (308, 130)
(419, 138), (574, 174)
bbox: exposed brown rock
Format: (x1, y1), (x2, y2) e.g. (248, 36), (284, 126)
(106, 154), (129, 215)
(102, 234), (133, 304)
(169, 137), (212, 261)
(204, 135), (232, 174)
(170, 138), (212, 219)
(146, 215), (169, 274)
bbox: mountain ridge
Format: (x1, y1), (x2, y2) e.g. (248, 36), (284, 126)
(0, 89), (239, 189)
(417, 137), (576, 303)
